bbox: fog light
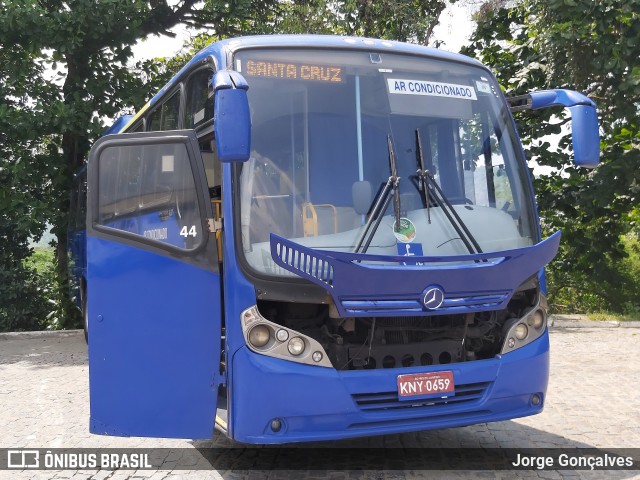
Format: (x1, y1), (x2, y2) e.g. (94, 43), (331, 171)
(514, 323), (528, 340)
(312, 351), (323, 363)
(508, 337), (515, 348)
(276, 329), (289, 342)
(288, 337), (305, 356)
(529, 310), (544, 330)
(271, 418), (282, 432)
(249, 324), (270, 348)
(531, 393), (542, 406)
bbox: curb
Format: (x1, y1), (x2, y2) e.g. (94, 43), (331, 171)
(550, 315), (640, 329)
(0, 329), (83, 340)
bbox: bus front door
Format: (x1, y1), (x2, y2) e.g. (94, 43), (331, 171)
(86, 130), (222, 439)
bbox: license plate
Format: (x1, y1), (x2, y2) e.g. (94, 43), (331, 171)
(397, 371), (455, 400)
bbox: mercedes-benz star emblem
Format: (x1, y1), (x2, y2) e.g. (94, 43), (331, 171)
(422, 287), (445, 310)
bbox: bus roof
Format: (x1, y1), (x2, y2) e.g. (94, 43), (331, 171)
(119, 35), (487, 132)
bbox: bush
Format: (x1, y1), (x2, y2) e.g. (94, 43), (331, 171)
(0, 247), (70, 332)
(547, 234), (640, 316)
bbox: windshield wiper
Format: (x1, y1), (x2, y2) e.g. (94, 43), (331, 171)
(354, 135), (401, 253)
(414, 129), (433, 223)
(388, 135), (402, 231)
(415, 128), (484, 257)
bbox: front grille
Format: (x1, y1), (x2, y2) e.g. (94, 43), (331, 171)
(351, 381), (491, 412)
(341, 292), (511, 316)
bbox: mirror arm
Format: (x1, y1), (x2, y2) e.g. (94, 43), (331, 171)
(506, 94), (533, 112)
(508, 89), (595, 113)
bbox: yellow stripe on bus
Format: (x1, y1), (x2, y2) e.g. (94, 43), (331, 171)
(122, 101), (151, 131)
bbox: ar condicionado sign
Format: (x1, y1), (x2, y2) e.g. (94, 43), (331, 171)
(245, 60), (343, 83)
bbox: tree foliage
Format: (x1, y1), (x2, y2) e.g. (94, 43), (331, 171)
(464, 0), (640, 313)
(158, 0), (456, 82)
(1, 0), (282, 330)
(1, 0), (454, 331)
(0, 38), (61, 330)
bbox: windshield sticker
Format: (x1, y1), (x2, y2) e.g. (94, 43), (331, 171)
(245, 60), (343, 83)
(397, 242), (424, 265)
(393, 218), (417, 243)
(475, 80), (492, 94)
(387, 79), (477, 100)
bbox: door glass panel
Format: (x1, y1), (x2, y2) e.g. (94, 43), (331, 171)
(97, 142), (203, 250)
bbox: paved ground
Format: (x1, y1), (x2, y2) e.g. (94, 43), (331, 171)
(1, 323), (639, 479)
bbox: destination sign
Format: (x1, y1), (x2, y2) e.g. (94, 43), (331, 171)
(245, 60), (344, 83)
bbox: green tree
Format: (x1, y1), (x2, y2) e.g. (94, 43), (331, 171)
(0, 0), (277, 331)
(342, 0), (454, 44)
(157, 0), (457, 83)
(0, 39), (60, 330)
(464, 0), (640, 313)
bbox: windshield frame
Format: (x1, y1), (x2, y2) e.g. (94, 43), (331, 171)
(228, 45), (541, 292)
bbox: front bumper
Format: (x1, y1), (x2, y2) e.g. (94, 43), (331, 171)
(229, 330), (549, 444)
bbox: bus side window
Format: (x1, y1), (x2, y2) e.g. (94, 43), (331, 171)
(184, 69), (214, 129)
(147, 110), (161, 132)
(97, 143), (203, 250)
(146, 90), (181, 132)
(160, 92), (181, 130)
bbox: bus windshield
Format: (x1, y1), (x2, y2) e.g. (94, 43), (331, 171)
(234, 48), (536, 277)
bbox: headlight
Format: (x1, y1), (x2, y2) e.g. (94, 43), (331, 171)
(240, 306), (332, 368)
(501, 295), (548, 354)
(514, 323), (528, 340)
(249, 325), (270, 347)
(276, 328), (289, 342)
(528, 310), (544, 330)
(287, 337), (305, 356)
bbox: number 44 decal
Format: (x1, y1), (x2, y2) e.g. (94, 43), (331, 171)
(180, 225), (197, 237)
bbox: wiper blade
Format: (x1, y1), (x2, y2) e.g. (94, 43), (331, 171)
(354, 135), (401, 254)
(387, 135), (402, 232)
(415, 128), (484, 257)
(415, 129), (432, 223)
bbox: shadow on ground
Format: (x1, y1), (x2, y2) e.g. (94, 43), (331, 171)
(183, 425), (639, 477)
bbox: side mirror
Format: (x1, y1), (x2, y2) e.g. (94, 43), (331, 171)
(567, 104), (599, 168)
(508, 89), (600, 168)
(213, 71), (251, 163)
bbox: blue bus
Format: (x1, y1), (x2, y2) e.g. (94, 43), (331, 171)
(71, 35), (600, 443)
